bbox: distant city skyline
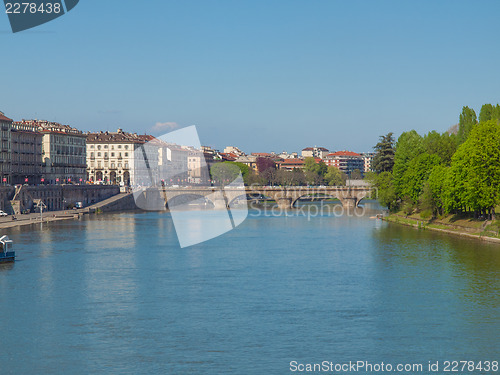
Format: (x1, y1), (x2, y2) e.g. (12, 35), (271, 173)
(2, 0), (500, 152)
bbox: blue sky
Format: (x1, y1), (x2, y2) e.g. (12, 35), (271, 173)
(1, 0), (500, 153)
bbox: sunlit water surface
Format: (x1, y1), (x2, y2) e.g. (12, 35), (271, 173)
(0, 202), (499, 374)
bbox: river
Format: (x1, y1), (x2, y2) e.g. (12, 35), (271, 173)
(0, 202), (499, 374)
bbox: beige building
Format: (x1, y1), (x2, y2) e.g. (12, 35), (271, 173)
(187, 149), (210, 184)
(223, 146), (244, 157)
(86, 129), (163, 186)
(11, 121), (43, 185)
(235, 155), (258, 172)
(15, 120), (87, 183)
(301, 146), (329, 159)
(360, 152), (375, 172)
(0, 111), (12, 184)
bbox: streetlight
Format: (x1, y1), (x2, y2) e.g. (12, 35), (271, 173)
(35, 200), (46, 222)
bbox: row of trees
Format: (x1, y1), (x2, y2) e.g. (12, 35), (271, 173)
(370, 103), (500, 219)
(210, 157), (364, 187)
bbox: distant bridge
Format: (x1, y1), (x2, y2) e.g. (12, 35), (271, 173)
(134, 186), (374, 210)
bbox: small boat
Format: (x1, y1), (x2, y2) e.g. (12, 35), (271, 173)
(0, 235), (15, 263)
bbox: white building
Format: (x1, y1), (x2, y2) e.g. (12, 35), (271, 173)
(86, 129), (152, 186)
(301, 146), (329, 159)
(223, 146), (244, 157)
(360, 152), (375, 172)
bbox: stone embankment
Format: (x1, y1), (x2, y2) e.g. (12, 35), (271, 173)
(86, 192), (137, 212)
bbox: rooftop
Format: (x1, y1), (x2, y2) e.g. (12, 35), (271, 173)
(0, 112), (13, 122)
(326, 151), (362, 158)
(14, 119), (84, 136)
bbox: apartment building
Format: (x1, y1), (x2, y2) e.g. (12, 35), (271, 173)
(10, 121), (43, 185)
(323, 151), (365, 175)
(301, 146), (329, 159)
(0, 111), (12, 184)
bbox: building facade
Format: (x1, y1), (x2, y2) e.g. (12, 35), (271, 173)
(158, 143), (189, 184)
(360, 152), (375, 173)
(10, 121), (43, 185)
(301, 146), (329, 159)
(276, 159), (305, 170)
(324, 151), (365, 175)
(0, 112), (12, 184)
(14, 120), (87, 183)
(223, 146), (244, 157)
(86, 129), (149, 186)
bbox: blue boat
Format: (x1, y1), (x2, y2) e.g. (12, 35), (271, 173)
(0, 235), (15, 263)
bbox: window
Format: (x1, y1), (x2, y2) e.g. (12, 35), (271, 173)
(111, 152), (115, 157)
(125, 152), (128, 157)
(97, 152), (101, 157)
(97, 145), (101, 150)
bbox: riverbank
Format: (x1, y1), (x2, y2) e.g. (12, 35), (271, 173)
(383, 213), (500, 244)
(0, 209), (90, 230)
(0, 192), (139, 230)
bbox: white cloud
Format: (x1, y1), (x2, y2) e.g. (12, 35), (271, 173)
(151, 121), (179, 132)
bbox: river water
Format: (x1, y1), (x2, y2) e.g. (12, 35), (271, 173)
(0, 202), (499, 374)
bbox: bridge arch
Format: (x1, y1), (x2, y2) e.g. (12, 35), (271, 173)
(165, 193), (215, 209)
(290, 192), (339, 208)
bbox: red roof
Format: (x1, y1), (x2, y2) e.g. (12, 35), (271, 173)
(219, 153), (237, 161)
(251, 152), (274, 157)
(327, 151), (362, 157)
(278, 159), (304, 165)
(0, 113), (13, 122)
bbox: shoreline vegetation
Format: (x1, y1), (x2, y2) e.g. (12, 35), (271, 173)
(382, 212), (500, 244)
(369, 103), (500, 246)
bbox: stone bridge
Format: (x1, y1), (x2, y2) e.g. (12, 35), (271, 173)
(134, 186), (373, 210)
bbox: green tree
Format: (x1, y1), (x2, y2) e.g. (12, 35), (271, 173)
(303, 157), (327, 185)
(350, 169), (363, 180)
(324, 166), (345, 186)
(400, 153), (441, 204)
(372, 132), (395, 173)
(210, 162), (241, 186)
(479, 103), (494, 123)
(458, 106), (477, 143)
(373, 171), (397, 211)
(493, 104), (500, 122)
(423, 131), (457, 166)
(233, 162), (250, 183)
(393, 130), (425, 196)
(303, 157), (318, 173)
(418, 165), (449, 217)
(447, 120), (500, 217)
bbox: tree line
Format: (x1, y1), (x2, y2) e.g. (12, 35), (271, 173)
(369, 103), (500, 219)
(210, 157), (363, 187)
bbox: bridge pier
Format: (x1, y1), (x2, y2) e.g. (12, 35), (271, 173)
(276, 197), (293, 210)
(338, 197), (359, 208)
(213, 198), (228, 209)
